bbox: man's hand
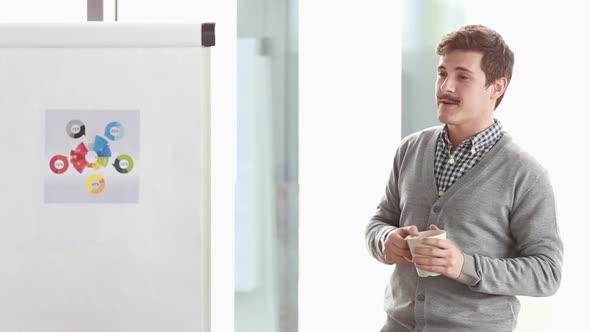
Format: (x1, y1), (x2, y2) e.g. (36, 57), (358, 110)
(412, 224), (465, 279)
(383, 225), (420, 265)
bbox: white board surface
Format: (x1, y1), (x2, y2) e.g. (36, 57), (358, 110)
(0, 23), (210, 332)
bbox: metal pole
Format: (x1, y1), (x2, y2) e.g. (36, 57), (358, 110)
(87, 0), (104, 21)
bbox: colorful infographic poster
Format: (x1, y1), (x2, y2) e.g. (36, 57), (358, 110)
(44, 110), (140, 203)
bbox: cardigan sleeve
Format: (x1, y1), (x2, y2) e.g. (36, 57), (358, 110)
(456, 170), (563, 296)
(366, 147), (403, 265)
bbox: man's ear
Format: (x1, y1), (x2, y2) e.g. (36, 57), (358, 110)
(491, 77), (508, 100)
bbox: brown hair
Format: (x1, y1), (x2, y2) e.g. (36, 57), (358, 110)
(436, 25), (514, 109)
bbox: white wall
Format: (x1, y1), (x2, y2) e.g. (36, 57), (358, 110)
(0, 0), (84, 22)
(465, 1), (589, 331)
(0, 2), (235, 332)
(299, 1), (401, 330)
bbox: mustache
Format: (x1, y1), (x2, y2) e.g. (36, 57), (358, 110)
(437, 94), (460, 103)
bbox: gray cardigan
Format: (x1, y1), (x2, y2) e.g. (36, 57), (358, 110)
(366, 126), (563, 332)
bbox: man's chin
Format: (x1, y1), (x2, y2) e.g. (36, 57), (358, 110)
(437, 106), (460, 123)
(437, 109), (451, 124)
(438, 114), (460, 126)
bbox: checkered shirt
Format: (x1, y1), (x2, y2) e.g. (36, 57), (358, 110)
(434, 120), (504, 195)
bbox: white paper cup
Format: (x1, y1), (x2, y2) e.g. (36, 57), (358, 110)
(406, 230), (447, 277)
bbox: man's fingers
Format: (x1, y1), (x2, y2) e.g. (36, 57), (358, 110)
(394, 225), (419, 238)
(384, 242), (413, 265)
(391, 236), (410, 250)
(420, 238), (450, 249)
(384, 253), (412, 265)
(405, 225), (419, 237)
(412, 247), (447, 258)
(429, 224), (441, 231)
(387, 247), (411, 259)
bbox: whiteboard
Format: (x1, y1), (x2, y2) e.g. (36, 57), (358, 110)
(0, 23), (211, 332)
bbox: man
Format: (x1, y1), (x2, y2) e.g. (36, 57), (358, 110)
(366, 25), (563, 332)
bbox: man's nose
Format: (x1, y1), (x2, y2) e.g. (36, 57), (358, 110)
(440, 78), (456, 93)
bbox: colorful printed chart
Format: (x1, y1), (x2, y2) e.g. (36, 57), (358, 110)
(49, 155), (69, 174)
(50, 119), (135, 195)
(70, 142), (89, 173)
(105, 121), (125, 141)
(66, 119), (86, 139)
(85, 174), (105, 194)
(113, 154), (134, 174)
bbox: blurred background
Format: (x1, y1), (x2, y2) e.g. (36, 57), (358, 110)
(0, 0), (586, 331)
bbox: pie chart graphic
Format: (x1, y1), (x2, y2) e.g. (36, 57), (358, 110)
(105, 122), (125, 141)
(69, 136), (114, 172)
(96, 157), (110, 168)
(45, 110), (140, 203)
(86, 174), (105, 194)
(49, 155), (69, 174)
(113, 154), (134, 174)
(70, 142), (89, 173)
(93, 135), (112, 158)
(86, 135), (112, 170)
(66, 120), (86, 139)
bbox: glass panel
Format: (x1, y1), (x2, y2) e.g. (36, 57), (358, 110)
(236, 0), (298, 331)
(401, 0), (464, 137)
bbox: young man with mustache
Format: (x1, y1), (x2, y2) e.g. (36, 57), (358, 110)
(366, 25), (563, 331)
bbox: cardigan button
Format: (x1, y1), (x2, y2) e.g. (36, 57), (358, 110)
(432, 205), (441, 213)
(417, 294), (425, 301)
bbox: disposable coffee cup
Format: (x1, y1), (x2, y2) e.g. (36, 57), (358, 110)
(406, 230), (447, 277)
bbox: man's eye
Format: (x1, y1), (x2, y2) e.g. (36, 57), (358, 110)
(438, 72), (447, 77)
(459, 76), (470, 80)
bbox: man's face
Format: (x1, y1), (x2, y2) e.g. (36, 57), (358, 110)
(435, 50), (495, 127)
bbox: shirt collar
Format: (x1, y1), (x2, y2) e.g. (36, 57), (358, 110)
(440, 126), (453, 147)
(439, 119), (504, 150)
